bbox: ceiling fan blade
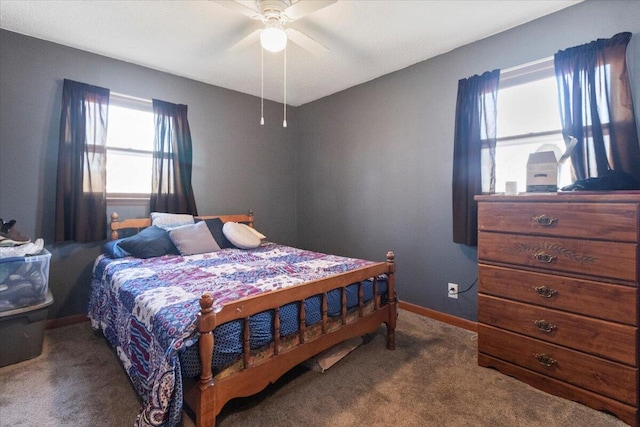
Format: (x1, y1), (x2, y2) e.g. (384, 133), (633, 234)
(286, 28), (328, 55)
(283, 0), (337, 21)
(212, 0), (261, 19)
(229, 29), (262, 52)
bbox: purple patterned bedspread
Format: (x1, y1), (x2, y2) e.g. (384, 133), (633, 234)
(88, 243), (375, 427)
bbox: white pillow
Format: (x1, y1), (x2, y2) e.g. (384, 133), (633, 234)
(169, 221), (221, 256)
(150, 212), (194, 230)
(222, 222), (262, 249)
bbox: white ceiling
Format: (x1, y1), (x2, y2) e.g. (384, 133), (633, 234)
(0, 0), (581, 106)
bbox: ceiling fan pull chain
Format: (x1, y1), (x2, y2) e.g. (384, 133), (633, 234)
(260, 47), (265, 125)
(283, 45), (287, 128)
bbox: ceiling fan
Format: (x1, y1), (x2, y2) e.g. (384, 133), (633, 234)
(215, 0), (336, 54)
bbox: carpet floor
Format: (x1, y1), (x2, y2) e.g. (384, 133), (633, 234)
(0, 309), (629, 426)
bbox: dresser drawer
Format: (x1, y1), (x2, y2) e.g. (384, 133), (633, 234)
(478, 354), (639, 427)
(478, 202), (639, 242)
(478, 325), (638, 405)
(479, 294), (637, 365)
(479, 265), (638, 325)
(478, 232), (638, 282)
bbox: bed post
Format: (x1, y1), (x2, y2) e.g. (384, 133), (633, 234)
(196, 293), (217, 427)
(248, 209), (254, 228)
(385, 251), (397, 350)
(110, 212), (119, 240)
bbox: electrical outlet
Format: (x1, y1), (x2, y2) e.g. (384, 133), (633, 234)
(448, 283), (459, 299)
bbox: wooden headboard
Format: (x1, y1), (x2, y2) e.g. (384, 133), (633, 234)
(109, 209), (254, 240)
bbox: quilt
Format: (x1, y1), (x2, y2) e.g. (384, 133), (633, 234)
(88, 243), (378, 426)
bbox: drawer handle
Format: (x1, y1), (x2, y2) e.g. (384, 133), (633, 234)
(534, 285), (557, 298)
(534, 353), (557, 368)
(533, 319), (557, 333)
(532, 214), (557, 226)
(533, 252), (557, 263)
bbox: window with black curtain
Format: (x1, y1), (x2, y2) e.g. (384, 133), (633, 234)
(55, 81), (200, 242)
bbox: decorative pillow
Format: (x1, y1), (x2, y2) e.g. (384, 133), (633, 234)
(102, 239), (131, 258)
(150, 212), (194, 230)
(118, 226), (179, 259)
(222, 222), (261, 249)
(169, 221), (221, 256)
(197, 218), (237, 249)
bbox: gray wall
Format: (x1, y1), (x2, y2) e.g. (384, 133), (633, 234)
(296, 0), (640, 321)
(0, 29), (299, 318)
(1, 0), (639, 322)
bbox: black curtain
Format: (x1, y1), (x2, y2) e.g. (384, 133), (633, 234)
(452, 70), (500, 246)
(150, 99), (198, 215)
(55, 79), (110, 242)
(555, 32), (640, 181)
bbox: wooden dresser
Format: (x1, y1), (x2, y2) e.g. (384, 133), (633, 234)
(476, 193), (639, 426)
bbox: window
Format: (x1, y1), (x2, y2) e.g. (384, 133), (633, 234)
(495, 58), (571, 193)
(105, 94), (154, 198)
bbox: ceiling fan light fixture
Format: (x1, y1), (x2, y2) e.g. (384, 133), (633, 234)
(260, 26), (287, 52)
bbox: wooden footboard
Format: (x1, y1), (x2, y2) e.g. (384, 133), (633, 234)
(185, 252), (397, 427)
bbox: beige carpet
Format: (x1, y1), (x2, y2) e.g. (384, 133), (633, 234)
(0, 309), (628, 426)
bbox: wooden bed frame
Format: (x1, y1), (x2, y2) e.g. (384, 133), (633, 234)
(109, 210), (397, 427)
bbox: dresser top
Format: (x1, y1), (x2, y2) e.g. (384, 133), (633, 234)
(476, 191), (640, 203)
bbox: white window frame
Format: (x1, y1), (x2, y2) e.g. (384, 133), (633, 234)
(495, 57), (570, 193)
(106, 93), (154, 202)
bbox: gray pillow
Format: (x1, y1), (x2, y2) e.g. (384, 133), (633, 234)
(169, 221), (221, 256)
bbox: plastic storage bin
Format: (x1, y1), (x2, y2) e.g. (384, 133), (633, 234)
(0, 290), (53, 367)
(0, 249), (51, 313)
